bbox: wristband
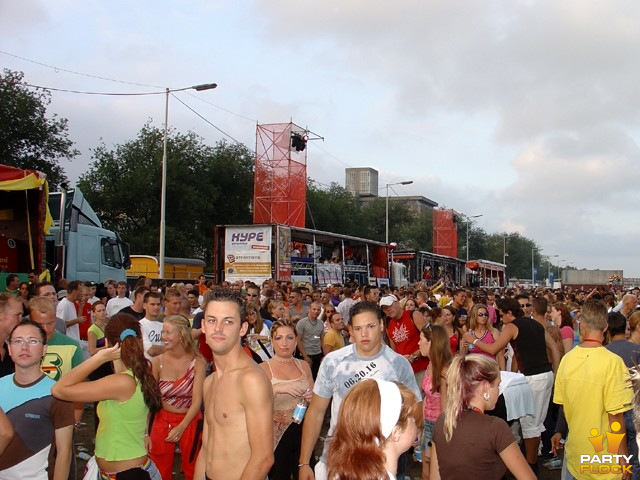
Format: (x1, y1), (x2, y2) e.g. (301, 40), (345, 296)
(298, 463), (309, 468)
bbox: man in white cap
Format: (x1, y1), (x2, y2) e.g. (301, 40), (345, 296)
(380, 294), (428, 386)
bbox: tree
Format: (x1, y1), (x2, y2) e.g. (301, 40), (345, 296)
(0, 69), (78, 188)
(306, 181), (363, 235)
(77, 123), (253, 267)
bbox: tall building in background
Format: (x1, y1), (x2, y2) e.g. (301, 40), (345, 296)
(345, 167), (379, 197)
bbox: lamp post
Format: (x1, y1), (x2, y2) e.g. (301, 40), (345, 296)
(385, 180), (413, 284)
(159, 82), (217, 279)
(547, 254), (559, 286)
(531, 248), (537, 287)
(465, 214), (483, 262)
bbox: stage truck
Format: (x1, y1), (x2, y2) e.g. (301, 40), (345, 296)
(213, 224), (391, 287)
(390, 249), (467, 287)
(0, 164), (130, 286)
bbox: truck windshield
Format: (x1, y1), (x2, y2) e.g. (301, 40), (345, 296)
(101, 238), (123, 268)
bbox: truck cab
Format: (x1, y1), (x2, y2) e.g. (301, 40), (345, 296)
(47, 189), (130, 284)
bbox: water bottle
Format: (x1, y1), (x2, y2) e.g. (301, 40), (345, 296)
(467, 329), (475, 351)
(292, 395), (309, 424)
(413, 445), (422, 462)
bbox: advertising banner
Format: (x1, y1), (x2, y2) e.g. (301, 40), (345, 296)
(276, 225), (291, 282)
(224, 225), (272, 284)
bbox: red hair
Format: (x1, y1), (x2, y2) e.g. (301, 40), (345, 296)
(326, 379), (422, 480)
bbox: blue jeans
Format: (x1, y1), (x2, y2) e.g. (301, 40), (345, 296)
(625, 409), (639, 480)
(561, 455), (576, 480)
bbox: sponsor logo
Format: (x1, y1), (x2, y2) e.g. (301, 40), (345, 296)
(579, 421), (632, 475)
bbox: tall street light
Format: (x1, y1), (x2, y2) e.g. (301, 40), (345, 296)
(159, 82), (217, 279)
(466, 214), (483, 262)
(547, 254), (559, 286)
(385, 180), (413, 284)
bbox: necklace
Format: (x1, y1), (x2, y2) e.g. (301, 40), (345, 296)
(273, 356), (294, 364)
(465, 404), (483, 414)
(582, 338), (603, 346)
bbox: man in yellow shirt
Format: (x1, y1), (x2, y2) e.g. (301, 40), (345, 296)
(553, 300), (632, 480)
(322, 312), (347, 355)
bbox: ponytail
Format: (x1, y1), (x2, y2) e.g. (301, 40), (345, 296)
(442, 354), (499, 442)
(106, 314), (162, 412)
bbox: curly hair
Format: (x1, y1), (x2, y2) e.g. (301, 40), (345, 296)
(105, 314), (162, 412)
(326, 379), (422, 480)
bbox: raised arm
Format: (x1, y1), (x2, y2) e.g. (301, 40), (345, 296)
(51, 344), (135, 403)
(464, 323), (515, 356)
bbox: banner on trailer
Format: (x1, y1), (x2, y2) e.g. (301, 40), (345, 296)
(276, 225), (292, 282)
(224, 225), (272, 284)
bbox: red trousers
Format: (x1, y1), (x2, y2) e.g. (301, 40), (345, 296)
(149, 408), (202, 480)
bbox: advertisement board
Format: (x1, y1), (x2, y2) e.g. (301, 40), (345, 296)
(224, 225), (272, 284)
(276, 225), (291, 282)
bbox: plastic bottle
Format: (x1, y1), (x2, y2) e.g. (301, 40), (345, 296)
(292, 396), (309, 424)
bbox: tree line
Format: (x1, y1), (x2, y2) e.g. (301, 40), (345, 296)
(1, 68), (563, 280)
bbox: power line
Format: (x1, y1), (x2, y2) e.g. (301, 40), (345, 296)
(0, 49), (164, 89)
(170, 93), (250, 148)
(23, 83), (165, 96)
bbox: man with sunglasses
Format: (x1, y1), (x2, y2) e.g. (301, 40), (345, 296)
(516, 294), (533, 318)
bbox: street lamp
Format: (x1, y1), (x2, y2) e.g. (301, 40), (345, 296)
(546, 254), (559, 286)
(465, 214), (483, 262)
(385, 180), (413, 284)
(531, 248), (537, 287)
(159, 83), (217, 279)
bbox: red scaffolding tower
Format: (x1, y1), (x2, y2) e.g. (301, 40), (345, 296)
(253, 122), (307, 227)
(433, 209), (458, 258)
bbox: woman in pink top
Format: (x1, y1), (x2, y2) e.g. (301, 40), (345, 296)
(418, 323), (452, 480)
(466, 304), (506, 370)
(150, 315), (206, 480)
(551, 302), (575, 353)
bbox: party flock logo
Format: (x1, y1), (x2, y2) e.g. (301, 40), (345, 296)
(580, 421), (632, 475)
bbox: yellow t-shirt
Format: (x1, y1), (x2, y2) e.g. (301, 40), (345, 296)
(554, 346), (632, 480)
(323, 329), (346, 353)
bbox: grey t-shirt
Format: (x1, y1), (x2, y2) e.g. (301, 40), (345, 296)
(314, 343), (421, 459)
(296, 317), (324, 355)
(606, 339), (640, 368)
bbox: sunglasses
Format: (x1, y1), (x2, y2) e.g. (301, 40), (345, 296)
(520, 303), (532, 307)
(477, 313), (489, 317)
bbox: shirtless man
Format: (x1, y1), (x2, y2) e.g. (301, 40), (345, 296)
(194, 290), (273, 480)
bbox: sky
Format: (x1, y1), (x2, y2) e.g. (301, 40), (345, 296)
(2, 0), (640, 276)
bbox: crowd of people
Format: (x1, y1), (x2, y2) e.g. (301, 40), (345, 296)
(1, 272), (640, 480)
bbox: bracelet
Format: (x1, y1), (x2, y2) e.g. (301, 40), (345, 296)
(473, 339), (479, 345)
(298, 463), (309, 468)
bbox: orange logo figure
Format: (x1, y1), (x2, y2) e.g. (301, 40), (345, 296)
(588, 428), (604, 453)
(588, 422), (626, 454)
(605, 421), (626, 454)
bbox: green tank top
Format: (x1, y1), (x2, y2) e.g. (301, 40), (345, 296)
(95, 370), (148, 461)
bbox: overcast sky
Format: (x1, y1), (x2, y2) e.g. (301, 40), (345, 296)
(2, 0), (640, 276)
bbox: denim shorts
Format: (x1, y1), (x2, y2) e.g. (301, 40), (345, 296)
(421, 419), (436, 452)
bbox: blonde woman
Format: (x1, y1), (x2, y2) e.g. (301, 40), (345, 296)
(430, 355), (534, 480)
(150, 315), (206, 480)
